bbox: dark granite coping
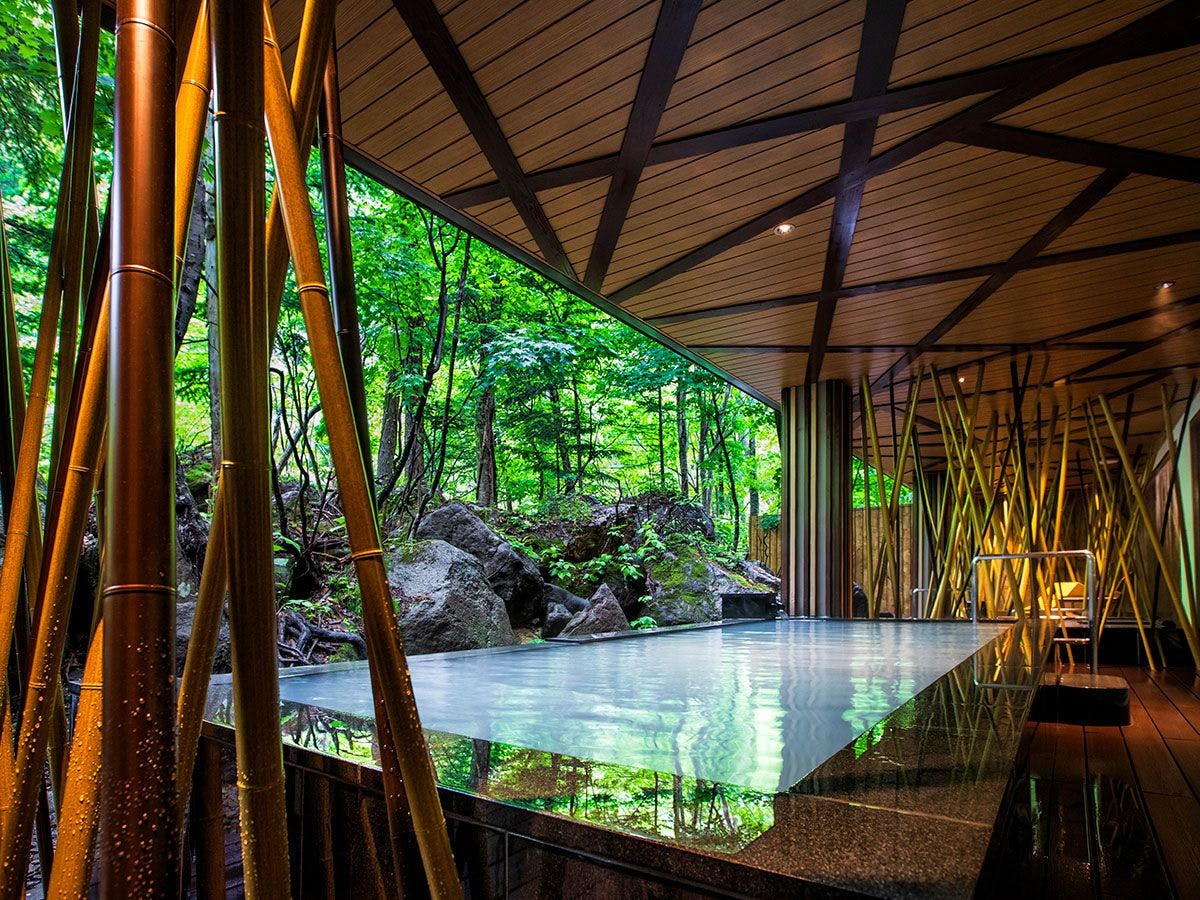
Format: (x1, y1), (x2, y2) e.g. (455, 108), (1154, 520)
(202, 617), (1055, 898)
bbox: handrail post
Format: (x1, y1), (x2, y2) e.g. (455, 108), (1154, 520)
(969, 550), (1099, 673)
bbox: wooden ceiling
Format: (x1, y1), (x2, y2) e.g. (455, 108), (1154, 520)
(271, 0), (1200, 464)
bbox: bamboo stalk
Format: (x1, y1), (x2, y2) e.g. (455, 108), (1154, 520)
(0, 287), (109, 896)
(46, 620), (103, 899)
(1098, 395), (1200, 664)
(319, 34), (374, 492)
(212, 0), (292, 894)
(262, 8), (461, 893)
(49, 0), (102, 481)
(192, 740), (226, 900)
(0, 0), (94, 749)
(174, 0), (210, 285)
(100, 0), (179, 894)
(174, 0), (334, 822)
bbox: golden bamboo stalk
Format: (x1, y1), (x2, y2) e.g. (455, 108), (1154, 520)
(0, 0), (92, 744)
(46, 620), (103, 900)
(192, 740), (226, 900)
(319, 35), (375, 490)
(212, 0), (292, 894)
(49, 0), (102, 479)
(262, 7), (462, 893)
(174, 0), (210, 283)
(0, 287), (109, 896)
(174, 0), (335, 831)
(1098, 395), (1200, 664)
(100, 0), (179, 893)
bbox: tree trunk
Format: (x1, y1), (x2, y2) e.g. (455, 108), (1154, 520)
(203, 177), (221, 474)
(175, 173), (206, 353)
(476, 385), (497, 507)
(657, 386), (666, 487)
(748, 433), (759, 517)
(376, 367), (400, 490)
(700, 415), (711, 514)
(676, 383), (688, 497)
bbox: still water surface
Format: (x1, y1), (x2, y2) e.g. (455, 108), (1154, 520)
(277, 619), (1009, 791)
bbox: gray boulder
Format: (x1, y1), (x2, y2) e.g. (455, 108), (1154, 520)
(559, 585), (630, 638)
(737, 558), (780, 589)
(387, 539), (515, 654)
(416, 502), (544, 626)
(543, 582), (588, 615)
(175, 600), (231, 675)
(542, 602), (573, 639)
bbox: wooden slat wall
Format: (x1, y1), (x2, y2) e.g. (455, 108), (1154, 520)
(748, 507), (916, 617)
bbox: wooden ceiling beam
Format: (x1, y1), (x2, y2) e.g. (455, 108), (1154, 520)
(646, 228), (1200, 326)
(694, 340), (1135, 354)
(445, 23), (1198, 209)
(609, 2), (1196, 306)
(877, 293), (1200, 397)
(807, 0), (907, 383)
(389, 0), (574, 276)
(1065, 313), (1200, 380)
(584, 0), (700, 292)
(871, 169), (1128, 391)
(957, 123), (1200, 183)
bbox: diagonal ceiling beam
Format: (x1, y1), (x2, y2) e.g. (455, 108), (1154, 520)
(584, 0), (701, 291)
(876, 292), (1200, 397)
(645, 228), (1200, 325)
(870, 168), (1128, 391)
(390, 0), (574, 276)
(807, 0), (907, 383)
(445, 25), (1198, 209)
(956, 123), (1200, 183)
(608, 1), (1198, 306)
(1065, 312), (1200, 380)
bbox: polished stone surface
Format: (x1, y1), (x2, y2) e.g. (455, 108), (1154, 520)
(204, 617), (1053, 898)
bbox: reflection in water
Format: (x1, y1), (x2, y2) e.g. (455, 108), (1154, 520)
(265, 619), (1009, 792)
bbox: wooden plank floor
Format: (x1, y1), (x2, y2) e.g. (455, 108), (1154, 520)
(981, 665), (1200, 899)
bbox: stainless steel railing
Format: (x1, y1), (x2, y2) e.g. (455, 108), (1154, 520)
(969, 550), (1097, 674)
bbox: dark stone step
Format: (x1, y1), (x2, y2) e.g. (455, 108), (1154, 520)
(1030, 671), (1130, 726)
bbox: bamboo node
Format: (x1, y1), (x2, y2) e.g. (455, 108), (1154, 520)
(112, 263), (173, 289)
(350, 548), (384, 562)
(115, 16), (175, 47)
(102, 583), (178, 598)
(297, 282), (330, 296)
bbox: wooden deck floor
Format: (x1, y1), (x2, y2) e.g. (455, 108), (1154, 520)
(981, 666), (1200, 899)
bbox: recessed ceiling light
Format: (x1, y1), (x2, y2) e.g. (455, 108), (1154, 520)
(958, 376), (966, 384)
(1160, 281), (1175, 289)
(773, 223), (795, 236)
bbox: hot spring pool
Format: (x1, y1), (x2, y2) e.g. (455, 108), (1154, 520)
(204, 616), (1050, 898)
(273, 618), (1011, 792)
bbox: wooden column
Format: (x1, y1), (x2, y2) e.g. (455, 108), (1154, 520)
(102, 0), (178, 893)
(780, 381), (852, 617)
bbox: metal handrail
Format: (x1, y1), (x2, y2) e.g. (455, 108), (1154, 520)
(970, 550), (1097, 674)
(909, 587), (928, 619)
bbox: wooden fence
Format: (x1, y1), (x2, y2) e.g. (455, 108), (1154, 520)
(747, 508), (917, 616)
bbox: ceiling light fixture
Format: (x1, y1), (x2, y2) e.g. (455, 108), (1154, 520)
(958, 376), (966, 384)
(1160, 281), (1175, 289)
(773, 223), (795, 236)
